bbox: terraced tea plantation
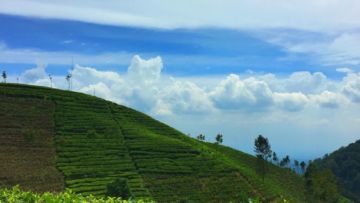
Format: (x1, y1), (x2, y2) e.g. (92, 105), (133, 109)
(0, 94), (63, 193)
(0, 83), (306, 202)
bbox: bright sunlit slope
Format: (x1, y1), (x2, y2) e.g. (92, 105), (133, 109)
(0, 83), (306, 202)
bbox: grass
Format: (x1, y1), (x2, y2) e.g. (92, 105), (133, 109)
(0, 83), (306, 202)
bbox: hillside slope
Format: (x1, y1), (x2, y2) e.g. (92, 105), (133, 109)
(0, 83), (306, 202)
(313, 140), (360, 202)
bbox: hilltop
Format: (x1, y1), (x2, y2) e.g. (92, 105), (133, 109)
(0, 83), (306, 202)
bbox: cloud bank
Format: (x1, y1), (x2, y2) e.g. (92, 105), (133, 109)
(9, 55), (360, 160)
(15, 55), (360, 117)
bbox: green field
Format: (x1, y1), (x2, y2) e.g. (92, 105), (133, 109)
(0, 83), (307, 202)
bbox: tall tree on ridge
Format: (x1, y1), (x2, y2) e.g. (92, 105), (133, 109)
(272, 152), (279, 165)
(294, 160), (300, 172)
(254, 135), (272, 182)
(66, 73), (72, 90)
(197, 134), (205, 141)
(300, 161), (306, 174)
(49, 74), (53, 88)
(215, 133), (223, 144)
(2, 71), (6, 83)
(280, 155), (290, 168)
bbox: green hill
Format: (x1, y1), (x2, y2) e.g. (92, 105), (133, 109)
(0, 83), (306, 202)
(313, 140), (360, 202)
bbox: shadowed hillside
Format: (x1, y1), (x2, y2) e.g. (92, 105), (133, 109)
(313, 140), (360, 202)
(0, 83), (307, 202)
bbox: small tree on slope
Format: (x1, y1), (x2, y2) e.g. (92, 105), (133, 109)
(2, 71), (6, 83)
(254, 135), (272, 182)
(215, 133), (223, 144)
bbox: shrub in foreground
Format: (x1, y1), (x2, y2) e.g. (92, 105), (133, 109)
(0, 186), (153, 203)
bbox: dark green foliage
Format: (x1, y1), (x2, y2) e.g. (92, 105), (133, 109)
(215, 133), (223, 144)
(280, 155), (290, 168)
(2, 71), (6, 83)
(300, 161), (306, 174)
(254, 135), (272, 160)
(23, 129), (35, 143)
(272, 152), (278, 164)
(313, 140), (360, 202)
(65, 73), (72, 90)
(254, 135), (272, 182)
(294, 160), (299, 172)
(196, 134), (205, 141)
(86, 129), (99, 139)
(208, 143), (307, 202)
(107, 178), (131, 199)
(304, 163), (340, 203)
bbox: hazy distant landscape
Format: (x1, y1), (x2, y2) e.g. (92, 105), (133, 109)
(1, 1), (360, 202)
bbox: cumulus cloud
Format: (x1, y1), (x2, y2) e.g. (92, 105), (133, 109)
(161, 80), (214, 114)
(310, 91), (346, 108)
(127, 55), (163, 84)
(273, 92), (309, 112)
(210, 74), (273, 110)
(72, 65), (124, 88)
(257, 71), (333, 94)
(21, 63), (47, 83)
(17, 55), (360, 116)
(54, 55), (213, 115)
(342, 72), (360, 103)
(283, 72), (329, 93)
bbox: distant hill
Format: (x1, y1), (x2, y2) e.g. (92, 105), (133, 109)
(0, 83), (307, 202)
(313, 140), (360, 202)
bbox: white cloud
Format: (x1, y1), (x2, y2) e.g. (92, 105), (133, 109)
(79, 82), (121, 103)
(72, 65), (124, 87)
(0, 1), (165, 29)
(342, 72), (360, 103)
(0, 43), (133, 65)
(336, 67), (353, 74)
(15, 55), (360, 160)
(282, 71), (329, 94)
(21, 63), (47, 83)
(161, 80), (215, 114)
(1, 0), (360, 32)
(17, 55), (360, 116)
(210, 74), (273, 110)
(273, 92), (309, 112)
(1, 1), (360, 69)
(127, 55), (163, 84)
(264, 32), (360, 66)
(50, 55), (213, 115)
(310, 91), (346, 108)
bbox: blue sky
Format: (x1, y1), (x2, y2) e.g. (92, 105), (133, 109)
(1, 0), (360, 161)
(1, 13), (352, 77)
